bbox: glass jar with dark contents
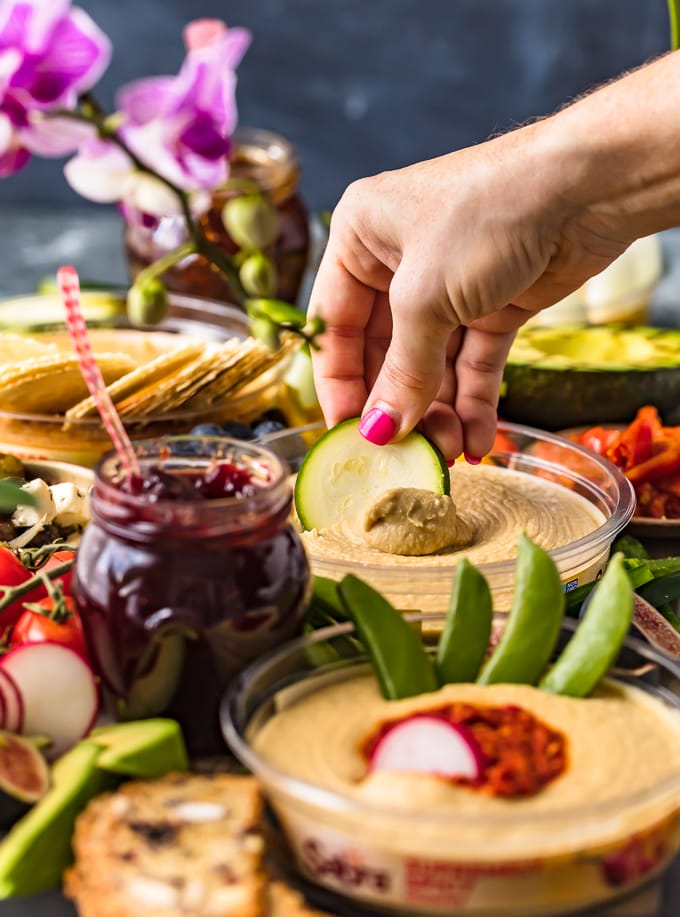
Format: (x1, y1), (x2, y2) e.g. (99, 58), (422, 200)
(124, 127), (310, 306)
(74, 436), (309, 756)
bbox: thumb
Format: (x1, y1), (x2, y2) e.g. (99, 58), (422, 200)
(360, 275), (455, 444)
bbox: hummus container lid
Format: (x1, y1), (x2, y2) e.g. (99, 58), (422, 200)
(222, 617), (680, 916)
(264, 421), (636, 614)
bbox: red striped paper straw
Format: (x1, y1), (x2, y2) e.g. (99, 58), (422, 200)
(57, 266), (141, 482)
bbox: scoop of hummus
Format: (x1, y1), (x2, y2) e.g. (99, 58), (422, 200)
(360, 487), (472, 556)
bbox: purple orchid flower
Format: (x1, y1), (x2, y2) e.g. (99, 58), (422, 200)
(117, 20), (251, 192)
(0, 0), (110, 174)
(64, 19), (251, 207)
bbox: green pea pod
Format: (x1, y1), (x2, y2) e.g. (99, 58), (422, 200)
(637, 570), (680, 612)
(309, 575), (350, 623)
(477, 533), (564, 685)
(436, 558), (492, 684)
(612, 534), (649, 559)
(337, 574), (439, 700)
(539, 553), (632, 697)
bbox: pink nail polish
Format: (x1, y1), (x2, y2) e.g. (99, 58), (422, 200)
(464, 452), (482, 465)
(359, 407), (396, 446)
(447, 459), (456, 468)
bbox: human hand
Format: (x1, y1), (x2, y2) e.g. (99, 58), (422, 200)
(308, 118), (629, 462)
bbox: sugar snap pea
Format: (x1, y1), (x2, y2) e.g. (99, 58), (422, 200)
(308, 575), (350, 624)
(477, 533), (564, 685)
(436, 558), (492, 684)
(337, 574), (439, 700)
(539, 552), (632, 697)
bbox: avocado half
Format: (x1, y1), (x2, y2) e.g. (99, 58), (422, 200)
(500, 325), (680, 430)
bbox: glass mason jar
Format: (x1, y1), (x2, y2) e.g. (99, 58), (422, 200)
(74, 436), (310, 756)
(124, 127), (311, 306)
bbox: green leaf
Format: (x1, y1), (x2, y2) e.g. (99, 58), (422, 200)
(0, 481), (36, 512)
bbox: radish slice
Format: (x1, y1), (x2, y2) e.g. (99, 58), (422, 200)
(1, 643), (98, 757)
(0, 667), (23, 733)
(369, 715), (485, 780)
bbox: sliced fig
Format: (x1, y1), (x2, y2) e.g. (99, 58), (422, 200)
(632, 593), (680, 658)
(369, 714), (485, 780)
(0, 730), (50, 828)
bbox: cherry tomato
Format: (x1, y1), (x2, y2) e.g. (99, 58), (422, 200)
(0, 546), (31, 591)
(12, 594), (88, 660)
(0, 546), (33, 631)
(38, 550), (76, 596)
(0, 549), (77, 633)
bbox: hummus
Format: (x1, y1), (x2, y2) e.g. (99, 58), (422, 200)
(253, 675), (680, 858)
(300, 463), (604, 569)
(362, 487), (471, 556)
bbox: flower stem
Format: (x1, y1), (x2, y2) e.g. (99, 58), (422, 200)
(669, 0), (680, 51)
(134, 242), (196, 285)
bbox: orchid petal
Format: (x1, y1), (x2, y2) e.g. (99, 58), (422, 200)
(0, 47), (21, 93)
(0, 110), (11, 151)
(0, 0), (71, 53)
(64, 139), (134, 202)
(115, 75), (176, 125)
(15, 6), (110, 108)
(0, 140), (29, 175)
(23, 110), (94, 155)
(182, 18), (226, 52)
(126, 172), (184, 217)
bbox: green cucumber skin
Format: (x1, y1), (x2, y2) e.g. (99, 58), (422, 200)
(436, 559), (493, 684)
(540, 554), (633, 697)
(477, 534), (565, 686)
(295, 417), (449, 531)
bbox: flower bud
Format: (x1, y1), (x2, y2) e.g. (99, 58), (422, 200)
(127, 276), (169, 325)
(221, 194), (278, 249)
(249, 316), (281, 351)
(239, 252), (277, 297)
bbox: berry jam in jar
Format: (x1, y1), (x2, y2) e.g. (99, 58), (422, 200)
(74, 436), (309, 755)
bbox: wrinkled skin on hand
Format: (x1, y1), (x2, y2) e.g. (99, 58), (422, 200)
(309, 52), (680, 461)
(309, 127), (625, 461)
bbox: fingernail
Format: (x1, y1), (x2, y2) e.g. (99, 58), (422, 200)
(464, 452), (482, 465)
(359, 406), (397, 446)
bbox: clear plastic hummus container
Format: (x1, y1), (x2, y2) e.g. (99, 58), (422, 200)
(264, 421), (636, 615)
(223, 617), (680, 917)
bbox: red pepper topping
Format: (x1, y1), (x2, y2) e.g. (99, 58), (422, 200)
(362, 702), (567, 798)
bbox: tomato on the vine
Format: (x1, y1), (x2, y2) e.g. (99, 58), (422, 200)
(12, 593), (88, 660)
(0, 546), (33, 631)
(0, 547), (77, 632)
(37, 549), (76, 596)
(0, 546), (31, 591)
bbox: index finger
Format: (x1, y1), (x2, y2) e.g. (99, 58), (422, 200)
(308, 248), (381, 427)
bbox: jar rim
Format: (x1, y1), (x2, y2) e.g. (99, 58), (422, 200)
(91, 435), (293, 538)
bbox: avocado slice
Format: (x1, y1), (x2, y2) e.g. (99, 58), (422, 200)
(90, 718), (189, 779)
(0, 741), (118, 897)
(501, 325), (680, 429)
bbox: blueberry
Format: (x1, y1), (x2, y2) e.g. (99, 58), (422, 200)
(252, 418), (286, 438)
(260, 408), (288, 425)
(220, 421), (256, 440)
(189, 423), (225, 437)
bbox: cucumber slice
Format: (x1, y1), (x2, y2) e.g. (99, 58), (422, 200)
(294, 418), (449, 531)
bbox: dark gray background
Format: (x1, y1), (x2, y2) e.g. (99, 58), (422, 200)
(0, 0), (672, 214)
